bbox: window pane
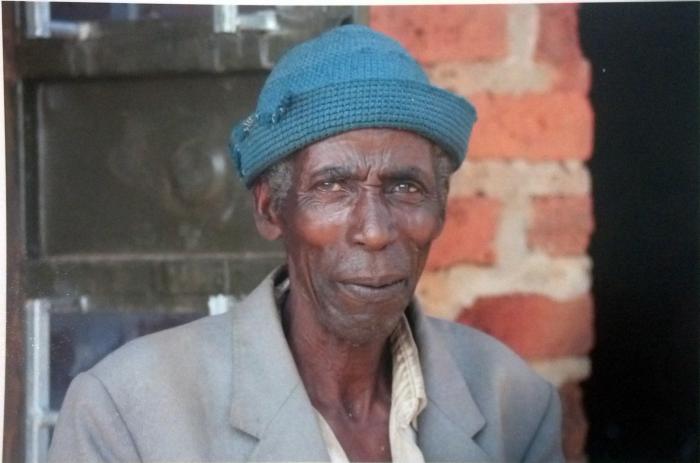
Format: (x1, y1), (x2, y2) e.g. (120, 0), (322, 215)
(49, 2), (214, 22)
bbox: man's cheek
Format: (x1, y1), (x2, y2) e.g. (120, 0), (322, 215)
(398, 211), (444, 246)
(293, 210), (349, 246)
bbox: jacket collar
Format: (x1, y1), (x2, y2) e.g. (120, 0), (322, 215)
(228, 267), (488, 462)
(410, 303), (490, 461)
(228, 267), (329, 461)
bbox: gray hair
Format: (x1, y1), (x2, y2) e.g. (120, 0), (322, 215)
(258, 157), (295, 211)
(258, 144), (455, 211)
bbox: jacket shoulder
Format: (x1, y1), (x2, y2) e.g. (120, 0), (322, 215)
(89, 311), (233, 399)
(424, 316), (564, 461)
(52, 308), (258, 461)
(425, 315), (546, 387)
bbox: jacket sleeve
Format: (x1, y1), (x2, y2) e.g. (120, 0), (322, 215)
(522, 383), (566, 463)
(48, 372), (142, 463)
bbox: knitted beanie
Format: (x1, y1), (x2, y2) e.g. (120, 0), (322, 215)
(229, 24), (477, 187)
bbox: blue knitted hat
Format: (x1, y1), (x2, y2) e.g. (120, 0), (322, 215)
(229, 24), (477, 187)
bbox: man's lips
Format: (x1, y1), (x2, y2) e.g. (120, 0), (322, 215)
(336, 276), (408, 301)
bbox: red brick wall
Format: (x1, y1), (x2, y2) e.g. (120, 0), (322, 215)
(371, 5), (594, 461)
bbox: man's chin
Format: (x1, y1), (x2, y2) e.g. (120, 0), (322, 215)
(320, 306), (407, 346)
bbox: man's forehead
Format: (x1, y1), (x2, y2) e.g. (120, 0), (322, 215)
(295, 129), (437, 175)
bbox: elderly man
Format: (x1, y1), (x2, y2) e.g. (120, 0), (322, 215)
(49, 25), (564, 463)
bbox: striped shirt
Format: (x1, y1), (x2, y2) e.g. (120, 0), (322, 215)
(314, 315), (427, 463)
(275, 277), (427, 462)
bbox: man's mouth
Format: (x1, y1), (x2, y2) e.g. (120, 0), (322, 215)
(337, 276), (408, 301)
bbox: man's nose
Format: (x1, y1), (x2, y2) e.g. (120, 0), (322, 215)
(350, 190), (397, 250)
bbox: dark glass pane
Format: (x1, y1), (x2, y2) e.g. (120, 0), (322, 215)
(238, 6), (276, 14)
(50, 2), (112, 22)
(37, 74), (274, 256)
(49, 3), (213, 23)
(131, 4), (212, 20)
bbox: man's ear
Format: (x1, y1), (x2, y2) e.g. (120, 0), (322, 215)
(252, 181), (283, 241)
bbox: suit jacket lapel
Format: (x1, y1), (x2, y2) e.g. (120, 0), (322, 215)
(410, 303), (492, 462)
(228, 268), (329, 462)
(227, 268), (490, 462)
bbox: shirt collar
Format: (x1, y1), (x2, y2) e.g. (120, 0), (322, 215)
(390, 313), (428, 430)
(272, 272), (427, 429)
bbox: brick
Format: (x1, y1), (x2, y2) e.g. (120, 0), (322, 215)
(425, 197), (501, 271)
(468, 92), (594, 160)
(559, 382), (588, 460)
(528, 195), (594, 256)
(536, 5), (591, 93)
(536, 4), (583, 64)
(449, 160), (591, 199)
(427, 60), (552, 96)
(456, 293), (594, 359)
(369, 5), (508, 64)
(417, 256), (592, 321)
(550, 58), (592, 94)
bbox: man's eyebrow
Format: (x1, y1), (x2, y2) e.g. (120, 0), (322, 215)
(309, 166), (357, 180)
(308, 165), (432, 184)
(381, 166), (431, 183)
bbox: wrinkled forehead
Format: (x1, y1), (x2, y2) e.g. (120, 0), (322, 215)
(297, 129), (436, 179)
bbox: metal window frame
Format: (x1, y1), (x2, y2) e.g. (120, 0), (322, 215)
(24, 299), (54, 463)
(16, 4), (366, 79)
(24, 2), (281, 40)
(23, 295), (234, 463)
(24, 2), (90, 39)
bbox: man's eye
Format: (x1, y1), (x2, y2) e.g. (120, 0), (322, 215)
(317, 181), (344, 192)
(391, 182), (421, 194)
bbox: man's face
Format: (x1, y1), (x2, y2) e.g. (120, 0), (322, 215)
(276, 128), (446, 344)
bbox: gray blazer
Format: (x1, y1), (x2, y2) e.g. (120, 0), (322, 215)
(49, 268), (564, 463)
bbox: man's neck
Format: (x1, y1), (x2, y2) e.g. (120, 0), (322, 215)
(281, 290), (393, 421)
